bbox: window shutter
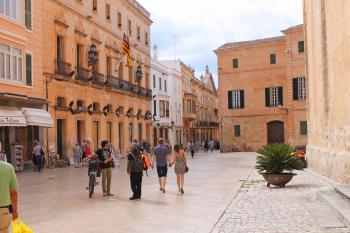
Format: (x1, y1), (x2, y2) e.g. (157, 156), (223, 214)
(228, 91), (233, 109)
(293, 78), (299, 100)
(153, 100), (157, 116)
(240, 90), (244, 108)
(265, 88), (270, 107)
(26, 53), (32, 86)
(278, 87), (283, 106)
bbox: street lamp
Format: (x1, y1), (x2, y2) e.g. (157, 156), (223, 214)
(135, 65), (143, 84)
(88, 44), (99, 80)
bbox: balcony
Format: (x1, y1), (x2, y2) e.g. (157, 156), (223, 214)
(91, 71), (105, 87)
(183, 112), (196, 120)
(195, 121), (220, 128)
(106, 75), (152, 99)
(55, 60), (73, 77)
(76, 66), (90, 83)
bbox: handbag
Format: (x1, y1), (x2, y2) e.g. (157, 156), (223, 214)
(185, 165), (189, 173)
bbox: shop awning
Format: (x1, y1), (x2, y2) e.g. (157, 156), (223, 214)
(0, 107), (27, 127)
(21, 108), (54, 128)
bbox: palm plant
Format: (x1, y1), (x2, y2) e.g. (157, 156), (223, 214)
(256, 144), (303, 173)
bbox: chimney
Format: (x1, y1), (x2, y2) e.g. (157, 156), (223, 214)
(153, 45), (158, 61)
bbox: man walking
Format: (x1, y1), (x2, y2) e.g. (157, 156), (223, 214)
(33, 140), (44, 172)
(0, 160), (19, 233)
(96, 140), (114, 196)
(127, 143), (144, 200)
(152, 138), (170, 193)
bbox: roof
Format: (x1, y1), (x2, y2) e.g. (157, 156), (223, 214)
(282, 24), (303, 32)
(216, 36), (285, 51)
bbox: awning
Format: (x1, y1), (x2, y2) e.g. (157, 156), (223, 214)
(0, 107), (27, 127)
(21, 108), (54, 128)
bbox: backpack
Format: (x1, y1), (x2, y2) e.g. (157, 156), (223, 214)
(142, 152), (150, 171)
(128, 152), (144, 172)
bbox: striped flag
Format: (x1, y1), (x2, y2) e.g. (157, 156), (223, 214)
(122, 33), (132, 66)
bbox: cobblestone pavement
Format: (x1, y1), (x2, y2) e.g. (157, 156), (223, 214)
(212, 170), (336, 233)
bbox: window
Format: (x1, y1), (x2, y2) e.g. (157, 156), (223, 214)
(166, 101), (169, 117)
(137, 26), (141, 40)
(92, 102), (100, 112)
(164, 80), (167, 92)
(118, 61), (123, 79)
(76, 44), (82, 67)
(128, 20), (132, 35)
(0, 43), (22, 83)
(77, 100), (85, 111)
(159, 77), (161, 90)
(228, 90), (244, 109)
(118, 12), (122, 28)
(153, 74), (156, 88)
(25, 0), (32, 30)
(153, 100), (157, 116)
(145, 32), (149, 46)
(298, 41), (304, 53)
(105, 4), (110, 20)
(234, 125), (241, 137)
(232, 58), (238, 68)
(160, 100), (169, 118)
(106, 56), (112, 76)
(56, 97), (66, 107)
(0, 0), (21, 21)
(270, 54), (276, 64)
(293, 77), (307, 100)
(128, 66), (133, 83)
(265, 87), (283, 107)
(92, 0), (97, 11)
(57, 36), (63, 61)
(300, 121), (307, 135)
(25, 53), (32, 86)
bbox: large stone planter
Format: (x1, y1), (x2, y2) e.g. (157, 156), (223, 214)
(260, 172), (296, 187)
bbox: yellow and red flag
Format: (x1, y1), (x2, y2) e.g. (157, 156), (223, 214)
(122, 33), (132, 66)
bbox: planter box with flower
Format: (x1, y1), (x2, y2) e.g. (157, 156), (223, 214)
(256, 144), (303, 187)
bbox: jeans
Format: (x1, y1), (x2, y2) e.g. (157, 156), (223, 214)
(101, 168), (112, 194)
(74, 155), (81, 167)
(0, 208), (10, 233)
(130, 171), (143, 198)
(36, 155), (43, 172)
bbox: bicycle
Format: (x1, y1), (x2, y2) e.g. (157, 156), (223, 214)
(88, 159), (100, 198)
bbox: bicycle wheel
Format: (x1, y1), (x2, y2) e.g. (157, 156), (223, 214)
(89, 173), (95, 198)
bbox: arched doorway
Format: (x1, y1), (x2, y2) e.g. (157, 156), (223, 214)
(267, 121), (285, 144)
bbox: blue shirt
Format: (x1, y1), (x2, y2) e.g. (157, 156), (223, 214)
(154, 144), (168, 167)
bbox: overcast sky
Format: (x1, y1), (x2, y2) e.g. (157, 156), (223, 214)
(138, 0), (303, 86)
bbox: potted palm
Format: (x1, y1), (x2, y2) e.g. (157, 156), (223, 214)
(256, 144), (303, 187)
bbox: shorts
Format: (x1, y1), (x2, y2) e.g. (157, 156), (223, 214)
(157, 166), (168, 177)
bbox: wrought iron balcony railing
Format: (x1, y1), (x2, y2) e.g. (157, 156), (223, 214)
(91, 71), (105, 87)
(76, 66), (90, 83)
(55, 60), (72, 77)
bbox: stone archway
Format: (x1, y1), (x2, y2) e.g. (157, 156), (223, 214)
(267, 121), (285, 144)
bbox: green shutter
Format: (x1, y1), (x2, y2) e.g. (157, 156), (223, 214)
(234, 125), (241, 137)
(265, 88), (270, 107)
(26, 53), (32, 86)
(228, 91), (233, 109)
(300, 121), (308, 135)
(278, 87), (283, 106)
(293, 78), (299, 100)
(240, 90), (244, 108)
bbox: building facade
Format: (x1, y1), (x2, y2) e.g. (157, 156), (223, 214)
(215, 25), (307, 152)
(304, 0), (350, 183)
(43, 0), (152, 160)
(0, 0), (54, 168)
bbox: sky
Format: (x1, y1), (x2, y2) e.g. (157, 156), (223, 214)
(137, 0), (303, 86)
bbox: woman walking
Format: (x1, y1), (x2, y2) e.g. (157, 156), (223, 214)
(170, 144), (187, 194)
(73, 143), (82, 168)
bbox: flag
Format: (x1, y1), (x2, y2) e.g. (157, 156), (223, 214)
(122, 33), (132, 66)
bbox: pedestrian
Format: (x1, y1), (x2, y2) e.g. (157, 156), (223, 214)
(0, 142), (7, 163)
(32, 140), (44, 172)
(73, 143), (82, 168)
(189, 142), (195, 158)
(209, 139), (215, 153)
(165, 139), (172, 154)
(170, 144), (187, 194)
(204, 140), (209, 152)
(81, 140), (87, 165)
(152, 138), (170, 193)
(0, 159), (19, 233)
(127, 143), (144, 200)
(96, 140), (114, 196)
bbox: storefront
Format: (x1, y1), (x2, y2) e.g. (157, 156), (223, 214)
(0, 106), (53, 171)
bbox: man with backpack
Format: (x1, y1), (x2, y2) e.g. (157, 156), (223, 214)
(127, 140), (145, 200)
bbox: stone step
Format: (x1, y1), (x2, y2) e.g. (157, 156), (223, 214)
(335, 185), (350, 200)
(318, 189), (350, 230)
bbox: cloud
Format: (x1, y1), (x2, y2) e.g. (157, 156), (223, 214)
(138, 0), (303, 85)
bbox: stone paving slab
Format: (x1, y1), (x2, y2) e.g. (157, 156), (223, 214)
(212, 170), (346, 233)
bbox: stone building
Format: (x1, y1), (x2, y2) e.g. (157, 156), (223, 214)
(43, 0), (152, 159)
(304, 0), (350, 183)
(0, 0), (54, 167)
(215, 25), (306, 152)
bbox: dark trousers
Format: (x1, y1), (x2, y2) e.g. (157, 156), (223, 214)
(36, 155), (43, 172)
(130, 171), (143, 198)
(191, 150), (195, 158)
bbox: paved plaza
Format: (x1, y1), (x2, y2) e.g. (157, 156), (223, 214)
(16, 152), (255, 233)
